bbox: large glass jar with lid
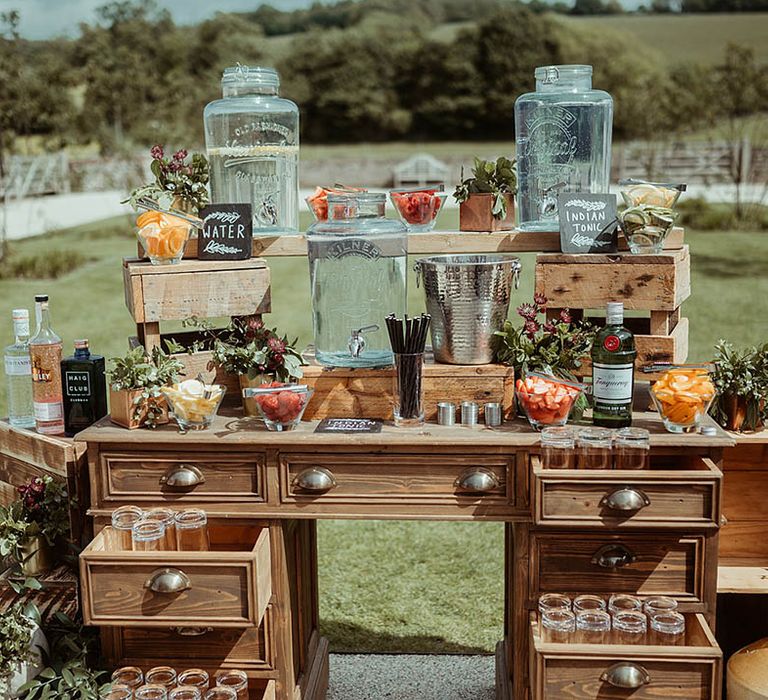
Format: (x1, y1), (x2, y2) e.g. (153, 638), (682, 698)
(307, 193), (407, 368)
(514, 65), (613, 232)
(204, 65), (299, 234)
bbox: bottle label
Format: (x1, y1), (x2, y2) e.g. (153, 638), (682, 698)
(34, 400), (64, 422)
(592, 362), (634, 404)
(65, 371), (91, 402)
(4, 355), (31, 376)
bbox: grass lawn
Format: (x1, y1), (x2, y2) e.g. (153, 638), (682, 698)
(1, 212), (766, 654)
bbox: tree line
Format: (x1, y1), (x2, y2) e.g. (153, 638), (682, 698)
(0, 0), (766, 154)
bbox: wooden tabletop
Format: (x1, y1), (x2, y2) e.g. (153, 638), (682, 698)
(0, 420), (85, 474)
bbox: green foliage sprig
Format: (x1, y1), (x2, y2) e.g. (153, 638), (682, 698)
(0, 604), (36, 680)
(453, 157), (517, 219)
(709, 340), (768, 431)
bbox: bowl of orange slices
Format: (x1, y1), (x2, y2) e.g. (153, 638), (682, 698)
(136, 210), (193, 265)
(650, 366), (715, 433)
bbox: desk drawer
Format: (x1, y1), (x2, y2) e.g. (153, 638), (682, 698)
(98, 451), (266, 505)
(529, 612), (721, 700)
(530, 531), (707, 604)
(281, 453), (512, 510)
(533, 456), (721, 529)
(80, 524), (271, 628)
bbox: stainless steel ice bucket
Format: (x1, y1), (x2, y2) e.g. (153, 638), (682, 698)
(414, 254), (521, 365)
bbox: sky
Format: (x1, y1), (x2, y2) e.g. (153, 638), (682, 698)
(1, 0), (316, 39)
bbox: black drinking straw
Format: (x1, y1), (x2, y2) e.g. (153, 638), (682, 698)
(385, 313), (431, 420)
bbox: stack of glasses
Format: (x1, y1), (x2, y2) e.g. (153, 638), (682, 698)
(110, 506), (210, 552)
(105, 667), (250, 700)
(538, 593), (686, 645)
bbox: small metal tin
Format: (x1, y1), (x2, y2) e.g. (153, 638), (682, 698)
(461, 401), (479, 426)
(484, 402), (502, 427)
(437, 402), (456, 426)
(699, 425), (717, 436)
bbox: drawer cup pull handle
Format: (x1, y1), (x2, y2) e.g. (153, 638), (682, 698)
(600, 488), (651, 512)
(172, 626), (213, 637)
(600, 662), (651, 689)
(160, 464), (205, 488)
(591, 544), (636, 569)
(144, 568), (191, 594)
(293, 467), (337, 493)
(454, 468), (500, 493)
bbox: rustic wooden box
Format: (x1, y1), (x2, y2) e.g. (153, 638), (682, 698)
(459, 193), (516, 232)
(301, 354), (516, 421)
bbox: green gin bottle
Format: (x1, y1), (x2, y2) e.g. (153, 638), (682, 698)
(591, 302), (636, 428)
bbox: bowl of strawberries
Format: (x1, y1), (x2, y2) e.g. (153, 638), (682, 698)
(390, 188), (447, 232)
(516, 373), (584, 431)
(244, 382), (313, 432)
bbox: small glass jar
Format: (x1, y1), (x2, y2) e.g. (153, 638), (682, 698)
(175, 509), (210, 551)
(576, 609), (611, 644)
(111, 506), (144, 550)
(112, 667), (144, 690)
(573, 594), (606, 613)
(215, 670), (249, 700)
(538, 593), (572, 615)
(177, 669), (210, 692)
(169, 689), (202, 700)
(205, 689), (238, 700)
(643, 596), (678, 617)
(612, 610), (648, 643)
(101, 685), (133, 700)
(650, 611), (686, 646)
(615, 427), (650, 469)
(577, 427), (613, 469)
(145, 668), (177, 690)
(132, 520), (166, 552)
(144, 507), (176, 551)
(542, 609), (575, 643)
(540, 426), (577, 469)
(135, 686), (168, 700)
(608, 593), (642, 616)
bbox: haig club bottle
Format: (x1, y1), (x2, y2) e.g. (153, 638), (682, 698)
(591, 301), (637, 428)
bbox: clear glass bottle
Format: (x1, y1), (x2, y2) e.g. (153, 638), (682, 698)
(61, 339), (108, 436)
(307, 193), (407, 368)
(204, 65), (299, 235)
(515, 65), (613, 232)
(29, 294), (65, 435)
(4, 309), (35, 429)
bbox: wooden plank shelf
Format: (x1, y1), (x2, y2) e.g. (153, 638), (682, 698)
(180, 227), (685, 258)
(718, 559), (768, 594)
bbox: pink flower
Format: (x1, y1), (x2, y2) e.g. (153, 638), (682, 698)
(150, 144), (164, 160)
(267, 336), (286, 355)
(533, 292), (548, 308)
(559, 309), (572, 324)
(517, 303), (538, 322)
(173, 149), (188, 162)
(523, 320), (540, 338)
(543, 322), (556, 334)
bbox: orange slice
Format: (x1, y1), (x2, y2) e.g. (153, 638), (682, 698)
(137, 211), (162, 228)
(166, 225), (189, 256)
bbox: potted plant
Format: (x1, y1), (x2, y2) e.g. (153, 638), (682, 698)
(0, 476), (70, 577)
(710, 340), (768, 432)
(493, 293), (595, 416)
(0, 604), (47, 698)
(212, 315), (304, 417)
(107, 346), (184, 429)
(453, 156), (517, 232)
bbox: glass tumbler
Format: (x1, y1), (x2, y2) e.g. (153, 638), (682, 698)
(135, 686), (168, 700)
(205, 689), (237, 700)
(576, 609), (611, 644)
(542, 609), (575, 643)
(112, 667), (144, 690)
(608, 594), (642, 616)
(613, 610), (648, 643)
(169, 689), (202, 700)
(111, 506), (144, 550)
(650, 611), (686, 646)
(178, 669), (210, 692)
(393, 353), (425, 427)
(573, 595), (606, 613)
(175, 509), (210, 551)
(643, 596), (678, 617)
(145, 667), (177, 690)
(615, 427), (650, 469)
(132, 520), (166, 552)
(538, 593), (571, 614)
(577, 427), (613, 469)
(101, 686), (133, 700)
(144, 507), (176, 550)
(215, 670), (249, 700)
(540, 426), (577, 469)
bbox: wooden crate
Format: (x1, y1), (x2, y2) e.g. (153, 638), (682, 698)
(123, 257), (271, 351)
(301, 353), (516, 421)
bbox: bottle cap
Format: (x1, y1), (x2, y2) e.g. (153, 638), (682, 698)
(74, 339), (89, 349)
(34, 294), (48, 302)
(12, 309), (29, 321)
(606, 301), (624, 324)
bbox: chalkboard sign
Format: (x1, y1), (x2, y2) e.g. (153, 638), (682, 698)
(558, 193), (618, 254)
(315, 418), (383, 434)
(198, 204), (252, 261)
